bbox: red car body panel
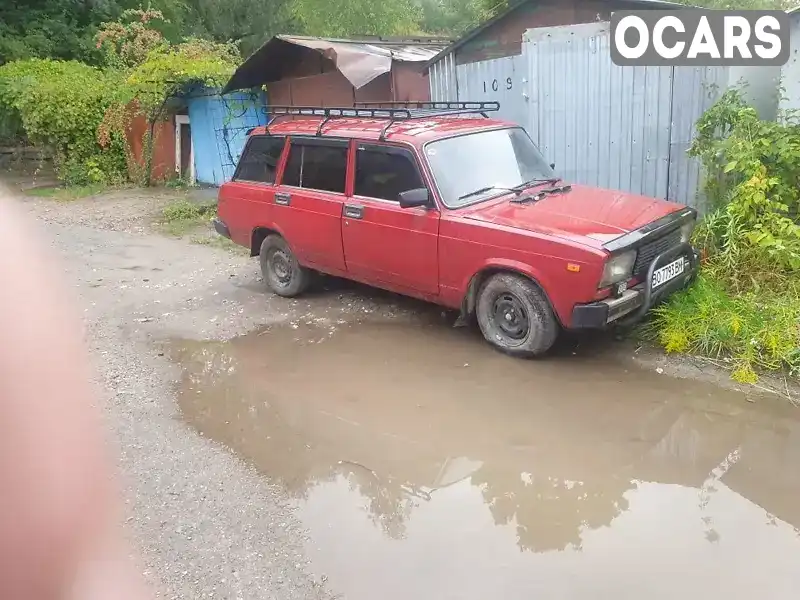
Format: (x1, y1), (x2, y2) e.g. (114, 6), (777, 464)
(460, 185), (683, 249)
(343, 196), (440, 295)
(218, 115), (692, 328)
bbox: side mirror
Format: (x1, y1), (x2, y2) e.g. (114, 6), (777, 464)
(398, 187), (430, 209)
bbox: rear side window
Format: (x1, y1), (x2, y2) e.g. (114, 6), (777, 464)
(354, 145), (425, 201)
(234, 136), (285, 183)
(282, 140), (347, 193)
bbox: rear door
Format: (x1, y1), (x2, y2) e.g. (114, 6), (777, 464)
(221, 134), (286, 245)
(342, 143), (439, 295)
(275, 137), (348, 273)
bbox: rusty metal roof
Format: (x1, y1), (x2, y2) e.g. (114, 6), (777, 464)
(278, 35), (449, 61)
(223, 35), (451, 94)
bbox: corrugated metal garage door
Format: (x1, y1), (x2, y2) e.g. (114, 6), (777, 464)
(524, 22), (726, 209)
(430, 22), (727, 209)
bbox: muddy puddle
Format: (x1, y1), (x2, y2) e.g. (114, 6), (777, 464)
(168, 318), (800, 600)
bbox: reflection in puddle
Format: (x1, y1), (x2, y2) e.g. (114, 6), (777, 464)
(168, 321), (800, 599)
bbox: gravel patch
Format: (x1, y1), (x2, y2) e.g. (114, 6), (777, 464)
(14, 188), (372, 599)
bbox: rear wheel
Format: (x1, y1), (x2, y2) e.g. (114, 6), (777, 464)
(259, 234), (310, 297)
(476, 273), (559, 357)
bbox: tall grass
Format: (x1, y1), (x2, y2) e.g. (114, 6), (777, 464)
(643, 274), (800, 383)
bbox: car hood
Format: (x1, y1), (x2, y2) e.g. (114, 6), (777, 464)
(460, 184), (685, 249)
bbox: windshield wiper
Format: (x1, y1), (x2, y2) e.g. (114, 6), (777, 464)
(510, 183), (572, 204)
(512, 177), (562, 192)
(457, 185), (515, 201)
(458, 178), (566, 202)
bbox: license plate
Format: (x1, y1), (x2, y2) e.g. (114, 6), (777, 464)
(652, 257), (687, 289)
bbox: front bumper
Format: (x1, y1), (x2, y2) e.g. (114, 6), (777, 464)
(571, 242), (699, 329)
(212, 217), (231, 239)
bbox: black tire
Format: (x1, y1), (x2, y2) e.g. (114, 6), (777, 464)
(259, 234), (310, 297)
(476, 273), (559, 357)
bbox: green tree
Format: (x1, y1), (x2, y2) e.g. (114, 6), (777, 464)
(481, 0), (795, 19)
(290, 0), (421, 37)
(0, 0), (191, 66)
(96, 7), (169, 69)
(0, 0), (111, 65)
(181, 0), (296, 59)
(416, 0), (487, 36)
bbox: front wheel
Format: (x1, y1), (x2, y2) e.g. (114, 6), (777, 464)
(259, 234), (310, 297)
(476, 273), (559, 357)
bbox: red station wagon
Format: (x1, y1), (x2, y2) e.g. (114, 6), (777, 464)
(214, 102), (699, 357)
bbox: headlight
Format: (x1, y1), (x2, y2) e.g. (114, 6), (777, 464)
(599, 250), (636, 288)
(679, 220), (695, 243)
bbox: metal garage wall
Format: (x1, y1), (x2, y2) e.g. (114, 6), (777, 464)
(430, 22), (727, 208)
(430, 53), (527, 125)
(780, 14), (800, 116)
(525, 23), (673, 200)
(454, 55), (527, 126)
(668, 66), (729, 211)
(429, 53), (458, 102)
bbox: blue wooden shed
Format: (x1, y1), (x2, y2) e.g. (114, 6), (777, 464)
(186, 88), (268, 186)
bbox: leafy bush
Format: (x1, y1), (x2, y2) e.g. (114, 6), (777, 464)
(646, 275), (800, 383)
(647, 89), (800, 382)
(124, 37), (239, 114)
(0, 58), (127, 185)
(689, 89), (800, 280)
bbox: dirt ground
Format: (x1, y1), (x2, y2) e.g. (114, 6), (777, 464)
(6, 175), (800, 600)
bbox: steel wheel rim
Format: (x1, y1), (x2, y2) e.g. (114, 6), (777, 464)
(269, 249), (293, 287)
(491, 293), (529, 341)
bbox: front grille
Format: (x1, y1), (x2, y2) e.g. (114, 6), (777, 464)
(632, 228), (682, 277)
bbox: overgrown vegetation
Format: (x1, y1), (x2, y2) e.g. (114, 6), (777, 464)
(1, 0), (488, 67)
(159, 198), (217, 236)
(0, 8), (239, 186)
(3, 0), (794, 65)
(101, 11), (239, 185)
(645, 90), (800, 383)
(0, 58), (128, 185)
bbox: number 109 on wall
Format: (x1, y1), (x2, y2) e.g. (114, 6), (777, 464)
(483, 77), (514, 93)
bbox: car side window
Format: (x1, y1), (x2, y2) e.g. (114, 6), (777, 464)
(354, 145), (426, 202)
(282, 139), (347, 193)
(234, 136), (285, 183)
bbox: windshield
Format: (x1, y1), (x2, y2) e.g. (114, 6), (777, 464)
(424, 127), (556, 208)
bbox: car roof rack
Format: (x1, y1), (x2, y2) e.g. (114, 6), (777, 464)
(262, 101), (500, 140)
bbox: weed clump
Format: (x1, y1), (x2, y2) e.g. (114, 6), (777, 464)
(159, 199), (216, 236)
(645, 89), (800, 382)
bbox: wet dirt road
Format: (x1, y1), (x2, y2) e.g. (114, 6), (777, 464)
(169, 315), (800, 600)
(12, 175), (798, 599)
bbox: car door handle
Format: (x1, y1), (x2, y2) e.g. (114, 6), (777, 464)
(275, 192), (291, 206)
(343, 204), (364, 219)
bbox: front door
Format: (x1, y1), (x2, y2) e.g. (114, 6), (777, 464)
(342, 143), (439, 295)
(275, 137), (348, 273)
